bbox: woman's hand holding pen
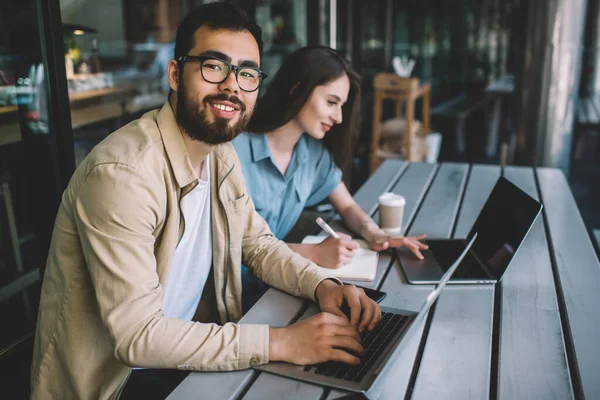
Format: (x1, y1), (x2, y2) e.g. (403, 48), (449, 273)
(360, 220), (428, 259)
(314, 233), (360, 269)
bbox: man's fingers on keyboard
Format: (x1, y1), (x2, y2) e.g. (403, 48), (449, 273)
(330, 336), (364, 355)
(329, 349), (360, 365)
(348, 296), (362, 327)
(332, 324), (361, 341)
(323, 311), (351, 326)
(369, 309), (383, 331)
(358, 299), (375, 333)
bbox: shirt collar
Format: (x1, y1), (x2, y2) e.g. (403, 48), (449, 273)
(248, 132), (271, 163)
(249, 132), (310, 164)
(295, 134), (309, 163)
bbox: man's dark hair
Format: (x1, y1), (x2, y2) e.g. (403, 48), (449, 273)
(174, 2), (263, 59)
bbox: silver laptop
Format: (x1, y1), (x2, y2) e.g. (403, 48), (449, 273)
(399, 176), (542, 285)
(253, 233), (477, 393)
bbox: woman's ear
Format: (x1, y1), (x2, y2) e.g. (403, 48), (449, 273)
(289, 81), (301, 96)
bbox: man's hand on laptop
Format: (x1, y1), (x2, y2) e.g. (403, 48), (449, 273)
(314, 280), (381, 332)
(268, 281), (381, 366)
(269, 312), (363, 366)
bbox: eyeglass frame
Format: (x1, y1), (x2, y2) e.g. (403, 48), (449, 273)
(176, 55), (267, 92)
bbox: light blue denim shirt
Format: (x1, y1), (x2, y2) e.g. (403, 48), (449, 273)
(232, 132), (342, 240)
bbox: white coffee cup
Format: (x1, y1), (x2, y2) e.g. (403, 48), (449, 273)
(378, 192), (406, 235)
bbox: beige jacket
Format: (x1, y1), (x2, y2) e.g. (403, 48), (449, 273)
(30, 103), (335, 399)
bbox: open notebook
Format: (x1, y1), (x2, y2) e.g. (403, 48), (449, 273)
(301, 236), (379, 281)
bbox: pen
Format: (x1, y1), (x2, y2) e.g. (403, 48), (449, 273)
(316, 217), (340, 239)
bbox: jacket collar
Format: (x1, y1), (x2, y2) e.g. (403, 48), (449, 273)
(156, 102), (199, 189)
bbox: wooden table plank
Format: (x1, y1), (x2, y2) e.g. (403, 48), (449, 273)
(372, 162), (438, 233)
(409, 163), (494, 399)
(344, 162), (443, 397)
(413, 286), (494, 399)
(407, 163), (468, 238)
(353, 160), (407, 216)
(497, 167), (572, 399)
(537, 167), (600, 398)
(168, 289), (306, 400)
(453, 164), (501, 237)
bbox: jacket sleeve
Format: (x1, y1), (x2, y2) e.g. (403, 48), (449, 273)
(74, 162), (268, 371)
(240, 188), (341, 302)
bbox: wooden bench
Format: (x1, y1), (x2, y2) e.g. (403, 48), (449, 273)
(430, 93), (488, 156)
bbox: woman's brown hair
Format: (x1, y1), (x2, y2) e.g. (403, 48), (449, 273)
(247, 46), (361, 184)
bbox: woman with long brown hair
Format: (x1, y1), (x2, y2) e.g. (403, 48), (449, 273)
(232, 46), (426, 311)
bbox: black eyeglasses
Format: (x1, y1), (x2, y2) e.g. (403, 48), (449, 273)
(177, 55), (267, 92)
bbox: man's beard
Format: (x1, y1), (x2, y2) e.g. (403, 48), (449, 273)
(176, 85), (253, 145)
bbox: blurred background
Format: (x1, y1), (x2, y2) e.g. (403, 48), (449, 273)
(1, 0), (598, 396)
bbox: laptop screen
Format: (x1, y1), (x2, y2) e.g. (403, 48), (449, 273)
(467, 177), (542, 279)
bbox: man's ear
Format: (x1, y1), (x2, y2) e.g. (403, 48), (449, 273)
(289, 81), (301, 96)
(167, 60), (180, 92)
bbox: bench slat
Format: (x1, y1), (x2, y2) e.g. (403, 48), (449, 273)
(537, 167), (600, 398)
(497, 167), (572, 399)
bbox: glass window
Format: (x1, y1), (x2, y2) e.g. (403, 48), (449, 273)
(60, 0), (182, 164)
(58, 0), (325, 160)
(1, 1), (67, 393)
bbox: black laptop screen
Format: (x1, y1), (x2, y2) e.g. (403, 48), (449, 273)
(468, 177), (542, 279)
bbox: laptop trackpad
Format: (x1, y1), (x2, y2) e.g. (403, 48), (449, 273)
(397, 247), (444, 283)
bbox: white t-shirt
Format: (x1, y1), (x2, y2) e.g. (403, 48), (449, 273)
(162, 155), (212, 321)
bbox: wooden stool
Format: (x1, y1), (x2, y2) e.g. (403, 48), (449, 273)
(370, 73), (430, 173)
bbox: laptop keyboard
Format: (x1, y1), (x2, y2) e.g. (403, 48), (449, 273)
(429, 241), (485, 279)
(303, 311), (410, 383)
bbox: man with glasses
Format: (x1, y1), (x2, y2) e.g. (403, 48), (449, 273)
(30, 3), (380, 399)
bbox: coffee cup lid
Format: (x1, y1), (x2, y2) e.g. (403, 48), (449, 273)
(378, 192), (406, 206)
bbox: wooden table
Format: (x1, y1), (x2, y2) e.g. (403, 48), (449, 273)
(169, 161), (600, 399)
